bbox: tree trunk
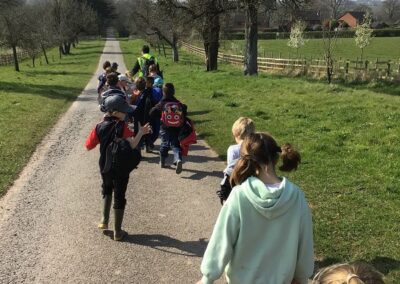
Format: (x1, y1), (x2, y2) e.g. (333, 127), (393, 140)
(12, 45), (19, 72)
(172, 34), (179, 62)
(207, 12), (220, 71)
(244, 2), (258, 76)
(41, 44), (49, 64)
(59, 45), (64, 58)
(64, 43), (71, 54)
(203, 40), (210, 71)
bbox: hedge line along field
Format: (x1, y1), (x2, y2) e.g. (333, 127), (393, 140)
(211, 37), (400, 61)
(0, 40), (104, 196)
(120, 39), (400, 283)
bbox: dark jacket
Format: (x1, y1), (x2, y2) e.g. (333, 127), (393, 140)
(150, 94), (187, 130)
(85, 116), (133, 172)
(133, 88), (157, 132)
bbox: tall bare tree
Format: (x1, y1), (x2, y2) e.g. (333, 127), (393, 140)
(50, 0), (97, 58)
(242, 0), (261, 75)
(160, 0), (234, 71)
(382, 0), (400, 23)
(0, 2), (26, 71)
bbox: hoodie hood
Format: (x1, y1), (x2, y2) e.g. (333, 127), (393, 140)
(242, 176), (300, 219)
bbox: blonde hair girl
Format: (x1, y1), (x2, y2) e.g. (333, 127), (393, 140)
(313, 262), (384, 284)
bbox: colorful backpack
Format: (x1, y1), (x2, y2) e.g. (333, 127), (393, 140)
(161, 102), (184, 127)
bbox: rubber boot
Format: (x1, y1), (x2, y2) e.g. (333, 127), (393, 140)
(160, 156), (166, 168)
(98, 195), (112, 230)
(175, 160), (182, 174)
(113, 209), (126, 241)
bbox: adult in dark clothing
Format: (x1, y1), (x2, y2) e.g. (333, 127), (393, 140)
(131, 45), (160, 78)
(150, 83), (187, 174)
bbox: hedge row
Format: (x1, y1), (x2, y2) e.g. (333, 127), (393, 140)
(225, 29), (400, 40)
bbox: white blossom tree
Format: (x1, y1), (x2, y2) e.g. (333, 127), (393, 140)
(287, 20), (306, 58)
(355, 13), (373, 61)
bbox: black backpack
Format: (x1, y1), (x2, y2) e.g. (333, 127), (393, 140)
(102, 123), (141, 175)
(141, 56), (155, 77)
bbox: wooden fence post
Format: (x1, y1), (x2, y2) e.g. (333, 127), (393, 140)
(345, 61), (349, 74)
(387, 61), (391, 77)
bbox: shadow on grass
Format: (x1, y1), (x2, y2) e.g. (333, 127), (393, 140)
(75, 44), (103, 50)
(1, 81), (82, 101)
(315, 256), (400, 276)
(102, 51), (131, 55)
(303, 77), (400, 97)
(368, 256), (400, 275)
(23, 70), (92, 76)
(122, 233), (208, 257)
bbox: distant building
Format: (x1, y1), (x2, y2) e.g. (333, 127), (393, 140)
(297, 10), (322, 28)
(338, 11), (366, 28)
(225, 12), (271, 33)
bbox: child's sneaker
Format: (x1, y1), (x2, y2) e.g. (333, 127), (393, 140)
(175, 160), (182, 174)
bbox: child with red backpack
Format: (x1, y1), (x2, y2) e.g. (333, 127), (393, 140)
(150, 83), (187, 174)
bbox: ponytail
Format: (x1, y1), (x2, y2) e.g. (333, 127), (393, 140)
(279, 143), (301, 172)
(230, 133), (301, 185)
(231, 154), (262, 186)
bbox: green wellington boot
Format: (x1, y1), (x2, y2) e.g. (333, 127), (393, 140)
(98, 195), (112, 230)
(113, 209), (127, 241)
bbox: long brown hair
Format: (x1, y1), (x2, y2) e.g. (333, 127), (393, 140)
(231, 132), (301, 185)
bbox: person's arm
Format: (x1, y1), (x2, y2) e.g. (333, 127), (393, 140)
(97, 78), (105, 94)
(293, 197), (314, 284)
(131, 59), (140, 77)
(199, 192), (240, 284)
(127, 122), (151, 149)
(149, 102), (162, 120)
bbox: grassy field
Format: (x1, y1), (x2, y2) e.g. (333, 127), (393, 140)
(189, 37), (400, 61)
(121, 39), (400, 282)
(0, 40), (104, 196)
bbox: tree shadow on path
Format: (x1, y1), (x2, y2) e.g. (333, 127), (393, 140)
(124, 234), (208, 257)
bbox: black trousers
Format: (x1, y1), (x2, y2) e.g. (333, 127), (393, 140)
(101, 171), (129, 210)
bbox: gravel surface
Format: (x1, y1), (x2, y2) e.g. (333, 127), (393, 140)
(0, 38), (226, 283)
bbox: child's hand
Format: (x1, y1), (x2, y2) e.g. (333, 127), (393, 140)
(138, 122), (152, 136)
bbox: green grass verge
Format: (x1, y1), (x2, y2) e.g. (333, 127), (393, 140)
(120, 39), (400, 282)
(0, 40), (104, 195)
(190, 37), (400, 61)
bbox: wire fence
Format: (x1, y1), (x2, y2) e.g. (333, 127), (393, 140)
(0, 50), (33, 66)
(181, 42), (400, 81)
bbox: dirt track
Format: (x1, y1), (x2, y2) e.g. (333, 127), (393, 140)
(0, 38), (226, 283)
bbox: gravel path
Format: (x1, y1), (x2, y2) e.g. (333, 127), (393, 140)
(0, 38), (225, 283)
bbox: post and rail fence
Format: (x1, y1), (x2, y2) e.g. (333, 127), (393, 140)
(181, 41), (400, 81)
(0, 50), (32, 66)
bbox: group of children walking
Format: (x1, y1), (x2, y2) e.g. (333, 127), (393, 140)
(85, 45), (385, 283)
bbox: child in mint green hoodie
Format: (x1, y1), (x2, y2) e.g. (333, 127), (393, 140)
(197, 132), (314, 284)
